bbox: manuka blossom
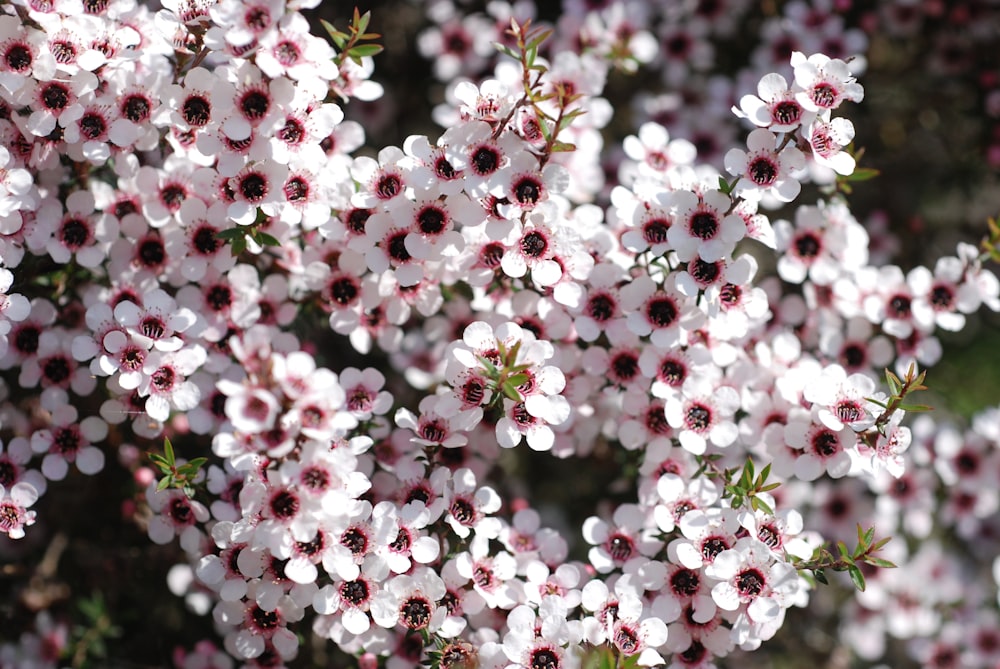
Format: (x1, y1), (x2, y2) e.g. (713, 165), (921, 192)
(724, 128), (806, 202)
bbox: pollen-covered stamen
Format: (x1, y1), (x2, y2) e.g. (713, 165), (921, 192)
(0, 502), (24, 533)
(168, 496), (195, 525)
(460, 377), (487, 406)
(605, 532), (634, 562)
(471, 146), (500, 175)
(269, 490), (299, 519)
(471, 562), (495, 590)
(449, 496), (477, 526)
(810, 82), (838, 108)
(238, 172), (268, 202)
(160, 183), (188, 211)
(758, 524), (782, 549)
(121, 95), (151, 122)
(645, 404), (671, 435)
(670, 568), (701, 596)
(136, 237), (166, 268)
(79, 111), (107, 140)
(59, 218), (91, 249)
(835, 400), (864, 424)
(50, 40), (76, 65)
(689, 211), (719, 240)
(520, 231), (548, 258)
(386, 231), (411, 263)
(642, 217), (670, 244)
(512, 402), (537, 427)
(607, 351), (638, 383)
(479, 242), (505, 268)
(646, 296), (678, 328)
(772, 100), (802, 126)
(684, 404), (712, 432)
(300, 466), (330, 491)
(296, 531), (325, 557)
(375, 173), (401, 200)
(274, 40), (300, 65)
(340, 526), (369, 556)
(719, 283), (742, 306)
(417, 205), (446, 235)
(701, 536), (728, 561)
(613, 624), (640, 655)
(689, 258), (721, 285)
(513, 176), (542, 205)
(529, 647), (560, 669)
(3, 43), (32, 72)
(434, 155), (457, 179)
(400, 596), (433, 629)
(328, 276), (360, 307)
(182, 96), (211, 126)
(419, 419), (447, 443)
(659, 358), (687, 387)
(812, 429), (840, 457)
(736, 568), (765, 598)
(388, 527), (412, 554)
(339, 578), (370, 606)
(119, 345), (145, 371)
(205, 284), (232, 311)
(239, 89), (269, 120)
(52, 426), (80, 455)
(748, 156), (778, 185)
(192, 225), (221, 255)
(243, 4), (271, 30)
(587, 293), (615, 321)
(346, 387), (373, 413)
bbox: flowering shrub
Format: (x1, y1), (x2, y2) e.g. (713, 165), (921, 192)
(2, 1), (1000, 668)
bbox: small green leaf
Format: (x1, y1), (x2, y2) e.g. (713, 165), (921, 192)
(848, 564), (866, 591)
(156, 477), (172, 492)
(814, 569), (828, 585)
(355, 8), (371, 35)
(863, 556), (897, 569)
(348, 43), (384, 59)
(506, 373), (529, 388)
(215, 228), (246, 241)
(254, 231), (281, 247)
(751, 496), (774, 516)
(163, 437), (175, 464)
(502, 383), (522, 401)
(896, 403), (932, 412)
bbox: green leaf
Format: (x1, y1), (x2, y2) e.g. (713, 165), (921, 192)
(813, 569), (828, 585)
(215, 228), (246, 241)
(355, 8), (371, 35)
(501, 383), (522, 401)
(156, 477), (172, 492)
(896, 403), (932, 412)
(506, 373), (529, 388)
(321, 19), (348, 48)
(862, 556), (897, 569)
(550, 140), (577, 153)
(848, 564), (866, 591)
(163, 437), (175, 464)
(836, 541), (851, 560)
(255, 231), (281, 247)
(348, 43), (384, 59)
(751, 496), (773, 516)
(885, 369), (902, 396)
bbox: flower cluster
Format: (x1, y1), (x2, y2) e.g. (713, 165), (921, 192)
(2, 1), (1000, 669)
